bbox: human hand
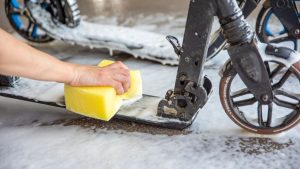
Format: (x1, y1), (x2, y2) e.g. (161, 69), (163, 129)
(68, 61), (130, 95)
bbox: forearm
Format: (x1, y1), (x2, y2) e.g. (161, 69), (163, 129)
(0, 29), (130, 94)
(0, 28), (74, 83)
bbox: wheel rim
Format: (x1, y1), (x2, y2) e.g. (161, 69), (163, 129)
(220, 61), (300, 134)
(5, 0), (54, 43)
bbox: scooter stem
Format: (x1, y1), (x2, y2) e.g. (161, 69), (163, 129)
(157, 0), (273, 121)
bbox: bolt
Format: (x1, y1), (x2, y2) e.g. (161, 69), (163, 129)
(195, 32), (199, 36)
(276, 0), (286, 7)
(185, 57), (190, 63)
(179, 75), (186, 81)
(295, 29), (300, 35)
(262, 94), (269, 102)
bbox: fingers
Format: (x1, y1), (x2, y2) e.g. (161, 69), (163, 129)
(105, 61), (130, 78)
(108, 61), (129, 70)
(99, 66), (130, 94)
(110, 80), (124, 95)
(115, 61), (129, 70)
(119, 68), (130, 77)
(112, 73), (130, 92)
(109, 63), (130, 92)
(71, 61), (131, 95)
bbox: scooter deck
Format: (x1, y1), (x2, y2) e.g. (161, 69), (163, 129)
(28, 4), (179, 65)
(0, 78), (193, 129)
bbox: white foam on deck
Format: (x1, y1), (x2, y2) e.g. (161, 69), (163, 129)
(30, 5), (179, 65)
(0, 78), (64, 104)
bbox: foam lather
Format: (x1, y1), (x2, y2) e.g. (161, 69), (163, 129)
(64, 60), (142, 121)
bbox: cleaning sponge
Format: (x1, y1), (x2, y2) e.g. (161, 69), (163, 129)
(64, 60), (142, 121)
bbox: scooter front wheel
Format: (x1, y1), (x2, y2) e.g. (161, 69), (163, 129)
(219, 60), (300, 134)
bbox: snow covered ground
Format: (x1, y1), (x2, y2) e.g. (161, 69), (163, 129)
(1, 1), (300, 169)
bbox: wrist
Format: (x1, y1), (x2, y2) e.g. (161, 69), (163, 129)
(61, 62), (80, 85)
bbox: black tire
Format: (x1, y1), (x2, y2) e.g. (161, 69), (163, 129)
(61, 0), (81, 28)
(0, 75), (19, 87)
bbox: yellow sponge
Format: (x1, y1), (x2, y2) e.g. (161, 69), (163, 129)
(64, 60), (142, 121)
